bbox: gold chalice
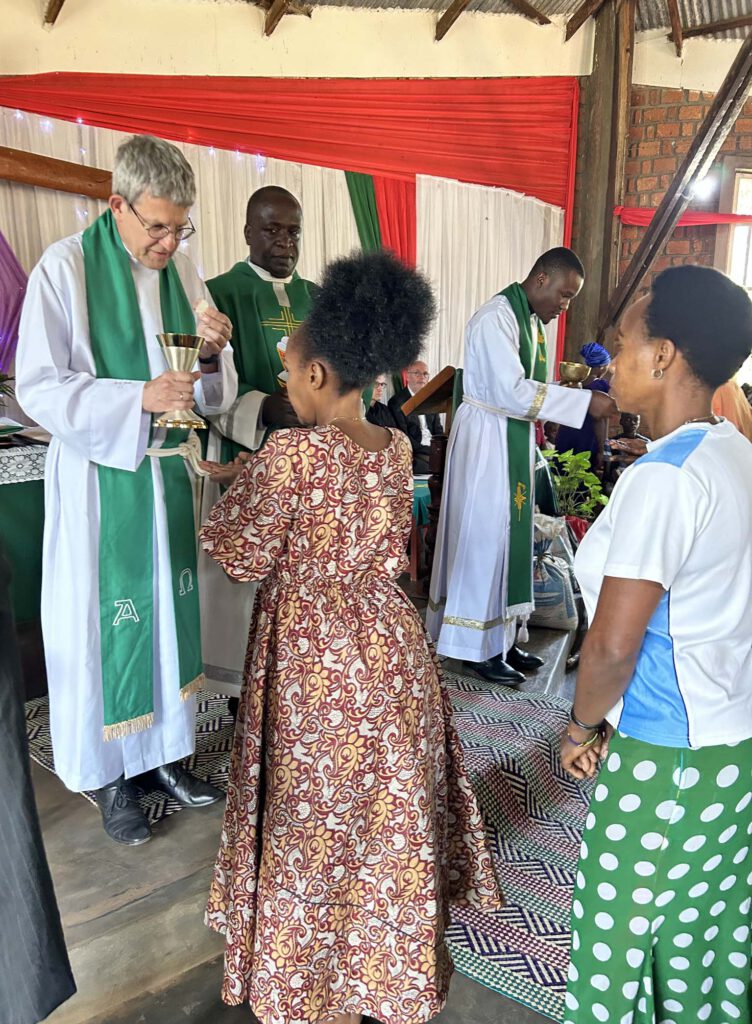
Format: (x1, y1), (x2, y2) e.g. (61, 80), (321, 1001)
(558, 361), (591, 388)
(154, 333), (208, 430)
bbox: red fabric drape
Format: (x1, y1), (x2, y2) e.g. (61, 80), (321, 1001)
(373, 176), (416, 266)
(0, 73), (579, 209)
(614, 207), (752, 227)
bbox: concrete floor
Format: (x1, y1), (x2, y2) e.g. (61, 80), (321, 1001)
(38, 625), (568, 1024)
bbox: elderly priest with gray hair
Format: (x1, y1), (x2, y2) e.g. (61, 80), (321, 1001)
(16, 135), (238, 846)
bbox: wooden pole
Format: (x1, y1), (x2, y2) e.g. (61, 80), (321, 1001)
(0, 147), (111, 200)
(565, 0), (634, 359)
(598, 33), (752, 336)
(666, 0), (683, 57)
(671, 15), (752, 41)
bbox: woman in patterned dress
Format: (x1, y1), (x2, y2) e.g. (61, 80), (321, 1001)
(200, 251), (502, 1024)
(560, 266), (752, 1024)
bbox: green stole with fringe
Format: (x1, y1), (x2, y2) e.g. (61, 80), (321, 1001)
(499, 283), (548, 613)
(82, 210), (204, 740)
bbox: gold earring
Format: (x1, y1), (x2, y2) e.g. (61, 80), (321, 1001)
(651, 369), (664, 380)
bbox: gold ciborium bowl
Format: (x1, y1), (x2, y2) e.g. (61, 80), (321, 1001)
(154, 333), (208, 430)
(558, 361), (591, 388)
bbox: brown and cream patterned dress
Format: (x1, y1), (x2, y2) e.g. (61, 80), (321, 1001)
(200, 425), (502, 1024)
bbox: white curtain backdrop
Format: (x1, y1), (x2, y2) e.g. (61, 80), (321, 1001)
(417, 175), (565, 378)
(0, 107), (360, 282)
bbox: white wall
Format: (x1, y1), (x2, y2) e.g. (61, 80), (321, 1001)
(2, 0), (593, 77)
(634, 31), (746, 94)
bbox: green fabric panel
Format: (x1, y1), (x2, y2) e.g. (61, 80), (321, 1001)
(345, 172), (382, 252)
(0, 479), (44, 624)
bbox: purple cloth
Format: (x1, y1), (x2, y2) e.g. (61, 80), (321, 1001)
(0, 231), (27, 373)
(555, 377), (610, 461)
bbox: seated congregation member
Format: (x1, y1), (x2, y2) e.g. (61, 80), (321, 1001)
(200, 250), (501, 1024)
(561, 265), (752, 1024)
(365, 373), (396, 428)
(16, 135), (237, 845)
(555, 341), (612, 471)
(389, 360), (443, 473)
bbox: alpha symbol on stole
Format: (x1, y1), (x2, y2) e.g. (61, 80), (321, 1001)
(113, 599), (140, 625)
(514, 482), (527, 520)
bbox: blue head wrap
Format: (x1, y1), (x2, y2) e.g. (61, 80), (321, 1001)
(580, 342), (611, 368)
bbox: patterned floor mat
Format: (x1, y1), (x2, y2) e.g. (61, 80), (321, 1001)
(26, 677), (586, 1020)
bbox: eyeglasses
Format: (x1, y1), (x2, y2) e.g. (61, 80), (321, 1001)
(129, 203), (196, 242)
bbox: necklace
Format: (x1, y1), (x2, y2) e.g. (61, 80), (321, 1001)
(684, 415), (721, 426)
(330, 415), (365, 424)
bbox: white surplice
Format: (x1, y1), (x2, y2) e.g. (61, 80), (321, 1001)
(15, 233), (238, 792)
(426, 293), (590, 663)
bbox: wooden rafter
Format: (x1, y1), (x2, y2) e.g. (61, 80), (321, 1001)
(671, 15), (752, 41)
(598, 33), (752, 337)
(264, 0), (290, 35)
(666, 0), (683, 57)
(503, 0), (550, 26)
(43, 0), (67, 25)
(255, 0), (312, 18)
(0, 147), (111, 199)
(435, 0), (472, 41)
(565, 0), (609, 41)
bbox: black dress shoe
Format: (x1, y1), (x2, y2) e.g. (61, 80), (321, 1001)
(143, 762), (224, 807)
(507, 645), (545, 672)
(462, 656), (525, 687)
(94, 776), (152, 846)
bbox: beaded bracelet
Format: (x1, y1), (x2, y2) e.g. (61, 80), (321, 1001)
(565, 728), (601, 749)
(570, 708), (604, 733)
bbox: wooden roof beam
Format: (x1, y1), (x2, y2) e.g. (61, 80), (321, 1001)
(44, 0), (67, 25)
(264, 0), (290, 35)
(504, 0), (550, 26)
(0, 147), (111, 199)
(565, 0), (609, 41)
(671, 15), (752, 41)
(436, 0), (471, 40)
(666, 0), (683, 57)
(598, 33), (752, 337)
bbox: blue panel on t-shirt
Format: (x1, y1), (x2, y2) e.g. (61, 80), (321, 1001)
(637, 428), (708, 468)
(618, 590), (690, 747)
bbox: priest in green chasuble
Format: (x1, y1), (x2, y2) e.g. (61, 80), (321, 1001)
(199, 187), (316, 698)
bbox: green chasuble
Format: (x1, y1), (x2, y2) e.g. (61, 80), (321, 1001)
(207, 262), (316, 460)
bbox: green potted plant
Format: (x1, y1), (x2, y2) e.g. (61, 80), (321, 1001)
(543, 448), (608, 539)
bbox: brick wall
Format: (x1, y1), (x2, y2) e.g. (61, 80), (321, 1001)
(618, 85), (752, 289)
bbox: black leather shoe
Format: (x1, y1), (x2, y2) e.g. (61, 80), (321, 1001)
(507, 645), (545, 672)
(463, 656), (525, 687)
(143, 762), (224, 807)
(94, 776), (152, 846)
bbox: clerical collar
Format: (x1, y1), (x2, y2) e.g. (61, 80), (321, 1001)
(247, 258), (293, 286)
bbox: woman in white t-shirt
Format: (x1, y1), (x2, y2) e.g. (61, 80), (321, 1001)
(560, 265), (752, 1024)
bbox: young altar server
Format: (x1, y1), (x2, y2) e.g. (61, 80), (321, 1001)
(427, 248), (616, 686)
(16, 135), (238, 845)
(200, 250), (502, 1024)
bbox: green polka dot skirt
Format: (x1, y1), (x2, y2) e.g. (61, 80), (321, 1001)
(565, 731), (752, 1024)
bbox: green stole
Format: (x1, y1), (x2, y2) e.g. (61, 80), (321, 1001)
(499, 283), (548, 612)
(207, 262), (315, 460)
(82, 210), (204, 740)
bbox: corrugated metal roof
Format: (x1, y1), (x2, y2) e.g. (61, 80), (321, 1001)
(281, 0), (752, 38)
